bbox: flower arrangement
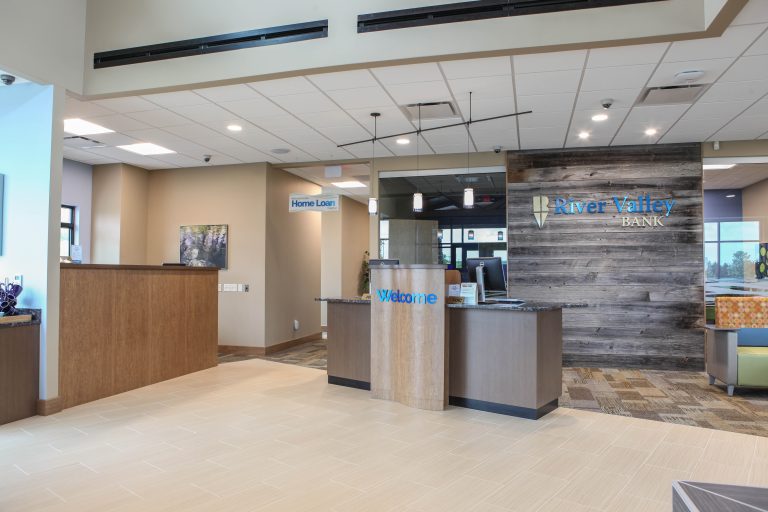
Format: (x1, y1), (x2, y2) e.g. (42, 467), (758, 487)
(0, 281), (23, 316)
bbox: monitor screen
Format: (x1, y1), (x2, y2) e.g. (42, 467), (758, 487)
(466, 257), (506, 291)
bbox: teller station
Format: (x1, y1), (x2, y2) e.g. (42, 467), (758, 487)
(321, 264), (576, 419)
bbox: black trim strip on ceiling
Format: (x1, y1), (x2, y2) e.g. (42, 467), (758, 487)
(357, 0), (662, 33)
(94, 20), (329, 69)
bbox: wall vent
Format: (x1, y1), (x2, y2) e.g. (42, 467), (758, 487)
(64, 136), (107, 149)
(637, 84), (709, 106)
(401, 101), (459, 121)
(358, 0), (661, 33)
(94, 20), (329, 69)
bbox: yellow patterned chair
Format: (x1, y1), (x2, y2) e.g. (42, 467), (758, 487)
(706, 297), (768, 396)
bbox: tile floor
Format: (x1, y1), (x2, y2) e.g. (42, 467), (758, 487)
(2, 358), (767, 512)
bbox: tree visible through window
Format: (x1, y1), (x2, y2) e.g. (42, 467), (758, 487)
(60, 205), (75, 258)
(705, 221), (760, 280)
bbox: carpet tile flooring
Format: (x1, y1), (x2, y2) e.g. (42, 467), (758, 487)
(4, 357), (768, 511)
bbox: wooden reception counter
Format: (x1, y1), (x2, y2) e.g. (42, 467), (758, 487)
(59, 264), (218, 409)
(322, 297), (570, 419)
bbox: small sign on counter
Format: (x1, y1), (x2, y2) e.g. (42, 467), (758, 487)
(460, 283), (478, 305)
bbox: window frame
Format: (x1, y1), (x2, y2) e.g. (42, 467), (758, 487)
(60, 204), (76, 258)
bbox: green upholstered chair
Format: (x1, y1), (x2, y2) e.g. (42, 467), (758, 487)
(706, 327), (768, 396)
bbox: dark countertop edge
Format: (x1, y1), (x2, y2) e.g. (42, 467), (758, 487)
(61, 263), (219, 271)
(316, 298), (587, 311)
(0, 308), (41, 328)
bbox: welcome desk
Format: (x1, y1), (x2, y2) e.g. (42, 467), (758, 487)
(321, 264), (574, 419)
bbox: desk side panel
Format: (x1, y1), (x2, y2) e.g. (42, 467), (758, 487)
(327, 302), (371, 385)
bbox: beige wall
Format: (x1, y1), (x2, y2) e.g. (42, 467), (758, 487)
(341, 198), (369, 297)
(81, 0), (736, 97)
(743, 178), (768, 242)
(320, 207), (342, 326)
(264, 167), (322, 346)
(145, 164), (268, 347)
(91, 164), (123, 264)
(119, 164), (149, 264)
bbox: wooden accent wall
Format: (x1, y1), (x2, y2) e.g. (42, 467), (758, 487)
(0, 324), (40, 425)
(59, 265), (218, 409)
(507, 144), (704, 370)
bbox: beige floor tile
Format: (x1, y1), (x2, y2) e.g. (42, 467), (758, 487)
(556, 428), (619, 455)
(689, 458), (752, 486)
(587, 445), (649, 477)
(611, 425), (665, 452)
(535, 498), (600, 512)
(702, 433), (757, 465)
(750, 457), (768, 486)
(606, 490), (671, 512)
(530, 448), (596, 480)
(400, 452), (479, 488)
(407, 475), (500, 512)
(555, 467), (630, 509)
(465, 451), (541, 484)
(623, 464), (689, 504)
(484, 471), (569, 511)
(645, 442), (704, 471)
(333, 477), (431, 512)
(662, 424), (713, 448)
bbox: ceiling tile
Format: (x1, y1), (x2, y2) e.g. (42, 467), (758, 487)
(142, 91), (209, 108)
(248, 77), (317, 97)
(151, 153), (209, 168)
(122, 127), (217, 157)
(385, 80), (452, 105)
(308, 70), (378, 91)
(194, 84), (261, 103)
(127, 109), (191, 128)
(648, 58), (734, 87)
(439, 57), (511, 79)
(93, 132), (141, 147)
(455, 96), (518, 119)
(661, 117), (729, 143)
(569, 108), (630, 135)
(684, 99), (754, 120)
(64, 97), (113, 119)
(372, 63), (444, 84)
(696, 80), (768, 102)
(218, 97), (289, 120)
(745, 27), (768, 56)
(170, 103), (243, 125)
(713, 115), (768, 139)
(514, 50), (586, 74)
(516, 93), (576, 113)
(270, 92), (339, 115)
(574, 88), (641, 111)
(299, 110), (361, 129)
(518, 111), (572, 129)
(92, 96), (157, 114)
(587, 43), (669, 68)
(742, 97), (768, 117)
(325, 86), (393, 110)
(346, 106), (413, 134)
(448, 75), (514, 100)
(86, 114), (152, 132)
(519, 126), (567, 150)
(666, 24), (766, 62)
(720, 54), (768, 82)
(581, 64), (655, 91)
(515, 70), (581, 95)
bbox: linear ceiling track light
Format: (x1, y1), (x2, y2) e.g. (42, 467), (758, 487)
(368, 112), (380, 216)
(463, 91), (475, 209)
(337, 107), (532, 148)
(368, 197), (379, 215)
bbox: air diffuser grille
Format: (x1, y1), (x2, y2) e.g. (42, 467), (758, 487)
(637, 85), (709, 105)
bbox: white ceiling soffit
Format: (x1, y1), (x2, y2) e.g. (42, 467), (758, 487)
(703, 163), (768, 190)
(62, 0), (768, 170)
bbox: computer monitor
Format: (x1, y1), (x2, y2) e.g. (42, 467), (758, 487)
(466, 257), (506, 292)
(369, 259), (400, 266)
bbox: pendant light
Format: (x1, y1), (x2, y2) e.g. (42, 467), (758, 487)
(413, 103), (424, 213)
(463, 91), (475, 209)
(368, 112), (380, 216)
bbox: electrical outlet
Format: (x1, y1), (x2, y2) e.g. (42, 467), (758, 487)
(293, 320), (300, 331)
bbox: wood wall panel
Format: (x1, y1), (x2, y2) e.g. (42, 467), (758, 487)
(60, 265), (218, 409)
(507, 144), (704, 370)
(0, 325), (40, 425)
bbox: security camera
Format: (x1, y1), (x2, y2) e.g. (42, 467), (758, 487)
(493, 146), (503, 154)
(203, 154), (212, 163)
(0, 74), (16, 86)
(600, 98), (614, 110)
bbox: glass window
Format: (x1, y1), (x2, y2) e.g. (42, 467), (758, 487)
(704, 222), (719, 242)
(493, 250), (508, 265)
(438, 229), (451, 244)
(379, 220), (389, 240)
(379, 239), (389, 259)
(704, 243), (719, 279)
(60, 205), (75, 258)
(452, 228), (463, 244)
(466, 250), (480, 259)
(720, 221), (759, 242)
(439, 246), (451, 266)
(455, 250), (463, 269)
(719, 242), (759, 279)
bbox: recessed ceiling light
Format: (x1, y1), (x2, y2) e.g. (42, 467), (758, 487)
(578, 131), (590, 139)
(117, 143), (175, 155)
(64, 118), (114, 136)
(396, 138), (410, 145)
(591, 114), (608, 122)
(703, 164), (736, 170)
(645, 128), (658, 136)
(227, 124), (243, 132)
(271, 148), (291, 154)
(726, 194), (736, 198)
(332, 181), (366, 189)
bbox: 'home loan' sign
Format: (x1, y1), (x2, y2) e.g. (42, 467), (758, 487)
(289, 193), (340, 212)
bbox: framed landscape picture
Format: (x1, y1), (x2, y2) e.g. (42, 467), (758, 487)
(180, 224), (228, 269)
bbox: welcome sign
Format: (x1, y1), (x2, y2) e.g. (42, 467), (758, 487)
(533, 193), (676, 229)
(289, 193), (339, 212)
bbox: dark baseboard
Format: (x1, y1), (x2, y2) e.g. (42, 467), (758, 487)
(328, 375), (371, 390)
(37, 397), (63, 416)
(449, 396), (558, 420)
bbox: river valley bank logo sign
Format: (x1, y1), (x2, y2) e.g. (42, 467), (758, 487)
(532, 194), (676, 228)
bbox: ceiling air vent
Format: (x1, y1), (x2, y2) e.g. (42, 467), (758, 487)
(401, 101), (459, 121)
(637, 85), (709, 106)
(64, 136), (106, 149)
(94, 20), (328, 69)
(358, 0), (662, 33)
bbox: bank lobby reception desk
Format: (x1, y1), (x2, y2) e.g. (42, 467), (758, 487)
(321, 265), (572, 419)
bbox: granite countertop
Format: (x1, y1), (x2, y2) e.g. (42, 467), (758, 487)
(316, 297), (586, 312)
(0, 308), (41, 329)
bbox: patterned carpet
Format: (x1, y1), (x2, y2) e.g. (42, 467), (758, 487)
(220, 341), (768, 437)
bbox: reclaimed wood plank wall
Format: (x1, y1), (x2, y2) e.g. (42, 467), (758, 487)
(507, 144), (704, 370)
